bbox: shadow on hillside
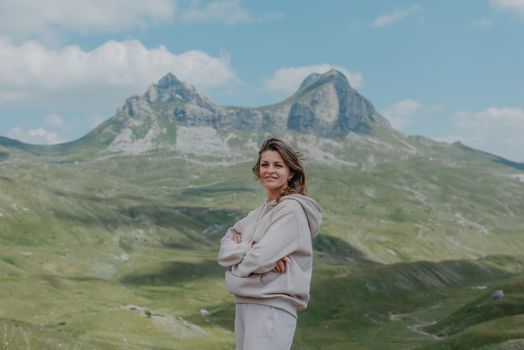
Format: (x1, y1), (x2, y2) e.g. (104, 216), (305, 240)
(0, 151), (9, 161)
(181, 186), (255, 196)
(39, 274), (109, 289)
(51, 209), (122, 232)
(0, 175), (13, 182)
(121, 205), (244, 235)
(119, 259), (223, 286)
(301, 255), (524, 332)
(313, 234), (372, 264)
(52, 189), (163, 204)
(51, 195), (245, 239)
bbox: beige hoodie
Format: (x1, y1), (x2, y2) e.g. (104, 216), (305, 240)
(218, 194), (322, 317)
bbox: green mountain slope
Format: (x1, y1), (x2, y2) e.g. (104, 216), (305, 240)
(1, 145), (523, 348)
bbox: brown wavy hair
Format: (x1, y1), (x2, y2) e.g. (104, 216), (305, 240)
(252, 137), (307, 201)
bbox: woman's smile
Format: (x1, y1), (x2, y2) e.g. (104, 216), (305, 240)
(259, 150), (293, 200)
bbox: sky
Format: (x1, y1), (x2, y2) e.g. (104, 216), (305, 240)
(0, 0), (523, 162)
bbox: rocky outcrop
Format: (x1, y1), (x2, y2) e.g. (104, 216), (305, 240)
(285, 69), (386, 137)
(145, 73), (216, 110)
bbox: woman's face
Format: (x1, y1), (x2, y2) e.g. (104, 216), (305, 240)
(259, 150), (292, 198)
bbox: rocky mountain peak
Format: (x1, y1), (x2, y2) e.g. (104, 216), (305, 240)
(298, 69), (347, 92)
(144, 73), (214, 110)
(158, 72), (181, 86)
(286, 69), (387, 136)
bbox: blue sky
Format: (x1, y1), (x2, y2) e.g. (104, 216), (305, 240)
(0, 0), (523, 161)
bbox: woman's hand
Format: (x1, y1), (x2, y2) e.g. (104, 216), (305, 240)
(248, 240), (288, 273)
(235, 233), (242, 244)
(272, 256), (290, 273)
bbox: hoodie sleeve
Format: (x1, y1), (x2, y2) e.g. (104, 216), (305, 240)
(231, 209), (299, 277)
(218, 216), (252, 267)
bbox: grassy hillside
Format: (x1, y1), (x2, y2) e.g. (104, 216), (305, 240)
(416, 279), (524, 350)
(1, 133), (524, 348)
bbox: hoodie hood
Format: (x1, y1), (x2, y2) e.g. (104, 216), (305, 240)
(282, 194), (322, 238)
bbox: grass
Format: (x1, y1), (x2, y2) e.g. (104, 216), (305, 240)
(423, 279), (524, 336)
(418, 315), (524, 350)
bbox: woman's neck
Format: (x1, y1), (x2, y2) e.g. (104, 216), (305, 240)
(266, 189), (280, 202)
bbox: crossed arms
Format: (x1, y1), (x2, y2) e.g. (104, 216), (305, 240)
(218, 209), (299, 277)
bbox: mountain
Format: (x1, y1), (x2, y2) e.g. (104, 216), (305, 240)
(2, 69), (522, 171)
(1, 70), (393, 158)
(103, 68), (389, 142)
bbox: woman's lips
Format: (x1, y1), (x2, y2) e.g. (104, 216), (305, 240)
(264, 177), (278, 181)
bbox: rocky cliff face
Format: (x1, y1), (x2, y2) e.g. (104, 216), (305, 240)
(286, 70), (387, 136)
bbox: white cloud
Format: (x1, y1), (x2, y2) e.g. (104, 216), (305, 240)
(0, 38), (239, 109)
(180, 0), (252, 25)
(372, 5), (422, 28)
(7, 126), (64, 145)
(440, 107), (524, 162)
(490, 0), (524, 21)
(263, 65), (364, 96)
(0, 0), (176, 43)
(7, 113), (73, 145)
(382, 99), (424, 129)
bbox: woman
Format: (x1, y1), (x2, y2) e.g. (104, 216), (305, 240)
(218, 137), (322, 350)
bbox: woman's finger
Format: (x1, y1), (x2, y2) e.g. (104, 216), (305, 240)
(272, 258), (290, 273)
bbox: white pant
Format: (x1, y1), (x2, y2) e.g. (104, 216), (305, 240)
(235, 303), (297, 350)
